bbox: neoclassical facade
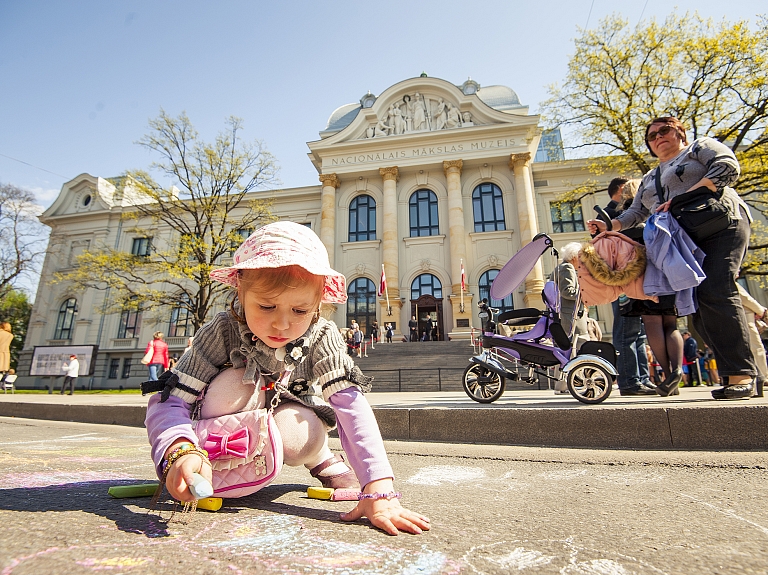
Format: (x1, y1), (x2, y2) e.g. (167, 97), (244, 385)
(24, 74), (746, 389)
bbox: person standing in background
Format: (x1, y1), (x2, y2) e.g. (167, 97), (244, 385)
(0, 322), (13, 376)
(145, 332), (169, 381)
(61, 354), (79, 395)
(588, 116), (756, 399)
(737, 283), (767, 397)
(682, 330), (700, 386)
(409, 316), (418, 342)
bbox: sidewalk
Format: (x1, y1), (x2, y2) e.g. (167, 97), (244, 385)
(1, 386), (765, 450)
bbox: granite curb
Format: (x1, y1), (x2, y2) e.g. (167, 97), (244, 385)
(1, 390), (765, 450)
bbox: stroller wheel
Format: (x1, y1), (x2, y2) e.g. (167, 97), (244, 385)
(566, 362), (613, 404)
(463, 364), (505, 403)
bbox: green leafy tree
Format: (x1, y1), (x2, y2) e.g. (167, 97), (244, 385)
(0, 289), (32, 370)
(540, 12), (768, 277)
(54, 111), (278, 331)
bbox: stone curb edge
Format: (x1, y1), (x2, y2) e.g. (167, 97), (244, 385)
(1, 402), (765, 451)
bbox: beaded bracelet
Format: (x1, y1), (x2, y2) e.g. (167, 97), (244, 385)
(163, 443), (210, 472)
(357, 491), (402, 501)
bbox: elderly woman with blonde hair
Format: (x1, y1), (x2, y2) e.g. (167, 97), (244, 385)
(552, 242), (589, 344)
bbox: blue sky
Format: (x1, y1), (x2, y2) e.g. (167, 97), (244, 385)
(1, 0), (765, 211)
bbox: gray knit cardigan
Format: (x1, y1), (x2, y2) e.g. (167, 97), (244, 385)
(167, 307), (372, 428)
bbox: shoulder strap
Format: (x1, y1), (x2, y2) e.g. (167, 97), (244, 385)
(653, 168), (665, 204)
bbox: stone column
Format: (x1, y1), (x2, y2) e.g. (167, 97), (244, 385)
(318, 173), (340, 267)
(443, 160), (471, 338)
(509, 153), (545, 307)
(379, 167), (403, 329)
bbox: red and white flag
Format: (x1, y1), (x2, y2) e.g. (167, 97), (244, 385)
(461, 261), (466, 292)
(378, 264), (387, 297)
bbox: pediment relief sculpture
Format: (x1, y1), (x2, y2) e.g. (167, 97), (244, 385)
(362, 93), (476, 139)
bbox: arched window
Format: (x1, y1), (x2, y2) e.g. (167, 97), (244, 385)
(54, 298), (78, 340)
(117, 297), (141, 339)
(409, 189), (439, 237)
(169, 295), (193, 338)
(348, 195), (376, 242)
(346, 278), (377, 337)
(478, 270), (515, 315)
(472, 183), (506, 232)
(411, 274), (442, 300)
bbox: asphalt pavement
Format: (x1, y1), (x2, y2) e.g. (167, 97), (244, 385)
(0, 386), (766, 450)
(0, 417), (766, 575)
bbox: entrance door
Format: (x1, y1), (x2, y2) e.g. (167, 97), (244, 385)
(411, 294), (443, 341)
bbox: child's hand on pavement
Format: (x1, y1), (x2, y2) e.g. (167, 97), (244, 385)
(339, 478), (430, 535)
(340, 497), (431, 535)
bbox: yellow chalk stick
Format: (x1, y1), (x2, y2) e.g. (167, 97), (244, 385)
(196, 497), (223, 511)
(307, 486), (334, 500)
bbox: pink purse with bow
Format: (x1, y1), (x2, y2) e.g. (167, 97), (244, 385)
(193, 407), (283, 498)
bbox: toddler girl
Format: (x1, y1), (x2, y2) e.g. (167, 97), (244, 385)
(143, 221), (429, 535)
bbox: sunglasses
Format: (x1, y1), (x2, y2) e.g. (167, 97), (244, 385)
(646, 125), (675, 142)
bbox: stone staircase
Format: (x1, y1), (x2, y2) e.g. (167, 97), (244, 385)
(352, 338), (551, 394)
(351, 340), (475, 392)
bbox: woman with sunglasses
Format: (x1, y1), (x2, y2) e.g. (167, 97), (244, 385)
(588, 117), (756, 400)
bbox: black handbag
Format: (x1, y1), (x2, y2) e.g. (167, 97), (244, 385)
(654, 168), (731, 244)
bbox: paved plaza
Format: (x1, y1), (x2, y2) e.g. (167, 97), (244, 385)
(1, 417), (767, 574)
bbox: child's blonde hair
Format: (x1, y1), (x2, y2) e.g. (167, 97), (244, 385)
(231, 265), (325, 324)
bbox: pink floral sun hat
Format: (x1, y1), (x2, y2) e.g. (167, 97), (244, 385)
(210, 221), (347, 303)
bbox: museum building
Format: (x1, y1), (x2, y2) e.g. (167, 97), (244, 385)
(19, 75), (649, 388)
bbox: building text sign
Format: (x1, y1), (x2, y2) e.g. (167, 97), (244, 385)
(327, 137), (521, 167)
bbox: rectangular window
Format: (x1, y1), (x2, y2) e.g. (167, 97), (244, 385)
(550, 201), (585, 233)
(131, 237), (152, 257)
(118, 306), (140, 339)
(121, 359), (132, 379)
(108, 359), (120, 379)
(169, 305), (192, 338)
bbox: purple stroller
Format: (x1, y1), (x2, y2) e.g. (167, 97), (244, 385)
(463, 233), (618, 404)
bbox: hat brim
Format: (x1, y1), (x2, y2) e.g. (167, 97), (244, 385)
(210, 262), (348, 304)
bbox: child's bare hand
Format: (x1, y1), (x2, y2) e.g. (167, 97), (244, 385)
(164, 449), (212, 502)
(340, 498), (430, 535)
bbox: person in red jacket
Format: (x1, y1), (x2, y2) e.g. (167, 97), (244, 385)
(145, 332), (169, 381)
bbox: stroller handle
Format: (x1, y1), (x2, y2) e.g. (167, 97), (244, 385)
(592, 205), (613, 237)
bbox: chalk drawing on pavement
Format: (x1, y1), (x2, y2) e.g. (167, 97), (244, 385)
(405, 465), (486, 486)
(0, 471), (137, 489)
(3, 514), (460, 575)
(75, 556), (153, 571)
(196, 514), (460, 575)
(681, 493), (768, 536)
(463, 539), (669, 575)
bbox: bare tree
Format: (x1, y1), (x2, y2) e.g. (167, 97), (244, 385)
(0, 183), (49, 300)
(54, 111), (279, 330)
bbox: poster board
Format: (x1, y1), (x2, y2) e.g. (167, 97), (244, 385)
(30, 345), (99, 377)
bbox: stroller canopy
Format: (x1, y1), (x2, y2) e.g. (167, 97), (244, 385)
(490, 233), (553, 300)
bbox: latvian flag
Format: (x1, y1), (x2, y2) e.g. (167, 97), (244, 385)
(378, 264), (387, 296)
(461, 261), (466, 292)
